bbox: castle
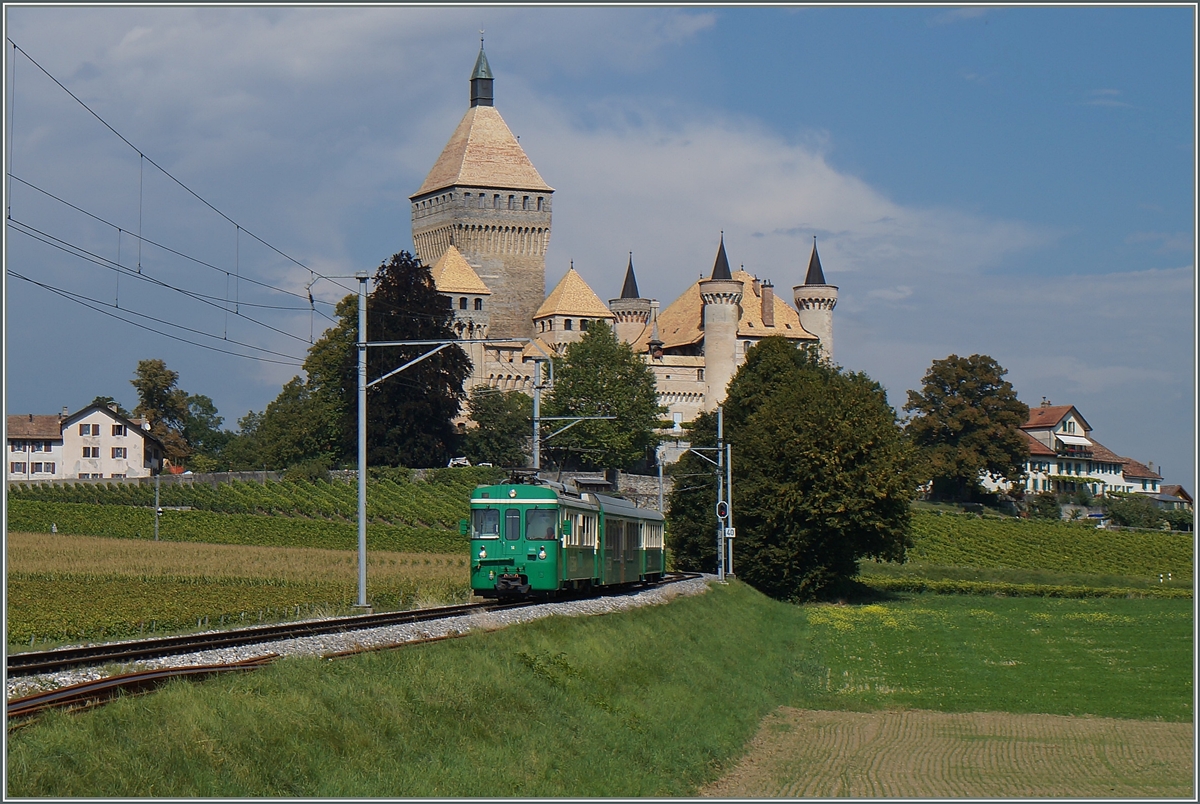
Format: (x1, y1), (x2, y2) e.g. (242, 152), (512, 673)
(410, 45), (837, 425)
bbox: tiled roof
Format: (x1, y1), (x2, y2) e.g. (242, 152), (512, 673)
(632, 270), (816, 352)
(430, 245), (490, 295)
(534, 267), (615, 319)
(1161, 484), (1192, 503)
(6, 414), (63, 439)
(1023, 431), (1056, 457)
(1086, 439), (1126, 464)
(1023, 404), (1090, 432)
(1121, 458), (1162, 481)
(413, 105), (553, 197)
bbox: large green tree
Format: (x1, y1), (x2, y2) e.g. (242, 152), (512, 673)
(668, 337), (917, 602)
(130, 358), (192, 465)
(903, 354), (1030, 501)
(544, 321), (665, 471)
(462, 387), (533, 467)
(274, 251), (471, 469)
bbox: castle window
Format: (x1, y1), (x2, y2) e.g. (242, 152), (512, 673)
(474, 298), (483, 311)
(508, 195), (515, 209)
(580, 319), (588, 331)
(494, 194), (501, 209)
(697, 369), (704, 381)
(459, 297), (468, 310)
(522, 196), (529, 210)
(564, 319), (573, 331)
(479, 195), (486, 208)
(537, 197), (544, 211)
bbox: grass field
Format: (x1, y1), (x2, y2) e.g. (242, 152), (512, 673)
(5, 582), (1192, 797)
(5, 532), (471, 648)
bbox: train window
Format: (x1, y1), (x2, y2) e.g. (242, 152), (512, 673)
(527, 509), (557, 540)
(472, 508), (500, 538)
(504, 510), (522, 540)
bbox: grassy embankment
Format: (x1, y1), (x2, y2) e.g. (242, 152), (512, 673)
(6, 582), (1192, 797)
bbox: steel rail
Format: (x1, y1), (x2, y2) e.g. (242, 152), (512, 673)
(6, 654), (279, 724)
(7, 573), (702, 679)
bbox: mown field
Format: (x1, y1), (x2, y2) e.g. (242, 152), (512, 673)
(6, 583), (1192, 797)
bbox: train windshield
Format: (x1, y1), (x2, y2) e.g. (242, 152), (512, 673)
(472, 508), (500, 539)
(526, 509), (558, 540)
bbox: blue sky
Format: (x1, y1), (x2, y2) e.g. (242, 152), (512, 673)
(3, 5), (1195, 486)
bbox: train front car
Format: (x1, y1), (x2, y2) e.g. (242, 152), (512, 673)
(468, 483), (582, 598)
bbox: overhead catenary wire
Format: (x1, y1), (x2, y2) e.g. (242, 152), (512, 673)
(8, 174), (337, 316)
(8, 217), (317, 345)
(5, 39), (366, 296)
(7, 269), (305, 367)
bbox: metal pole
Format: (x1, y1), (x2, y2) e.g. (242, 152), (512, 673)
(532, 361), (541, 471)
(153, 471), (160, 541)
(356, 272), (369, 609)
(657, 446), (664, 513)
(716, 405), (725, 581)
(726, 441), (734, 577)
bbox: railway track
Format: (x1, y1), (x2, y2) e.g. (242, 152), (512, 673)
(7, 572), (701, 679)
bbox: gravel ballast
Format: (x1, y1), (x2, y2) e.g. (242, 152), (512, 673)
(7, 576), (712, 700)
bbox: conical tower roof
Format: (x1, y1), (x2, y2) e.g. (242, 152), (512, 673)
(535, 265), (616, 319)
(804, 238), (826, 285)
(710, 235), (732, 280)
(620, 253), (641, 299)
(429, 244), (491, 294)
(413, 105), (553, 197)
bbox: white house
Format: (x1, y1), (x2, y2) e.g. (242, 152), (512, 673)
(984, 402), (1163, 497)
(7, 404), (164, 481)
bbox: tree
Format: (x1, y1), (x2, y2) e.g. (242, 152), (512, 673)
(1104, 493), (1165, 530)
(544, 321), (664, 471)
(300, 251), (471, 468)
(1027, 492), (1062, 519)
(668, 337), (918, 602)
(253, 377), (342, 470)
(903, 354), (1029, 502)
(90, 396), (131, 417)
(462, 387), (532, 467)
(130, 358), (192, 465)
(182, 394), (231, 460)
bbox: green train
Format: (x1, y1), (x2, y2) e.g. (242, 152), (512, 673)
(465, 478), (666, 598)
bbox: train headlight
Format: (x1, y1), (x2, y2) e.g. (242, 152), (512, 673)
(488, 570), (495, 580)
(538, 547), (547, 560)
(478, 546), (487, 559)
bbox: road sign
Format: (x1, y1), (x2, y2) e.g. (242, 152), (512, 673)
(716, 500), (728, 519)
(724, 527), (736, 539)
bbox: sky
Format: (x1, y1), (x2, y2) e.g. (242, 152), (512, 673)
(3, 5), (1196, 487)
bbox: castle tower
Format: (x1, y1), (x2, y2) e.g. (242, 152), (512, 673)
(793, 238), (838, 361)
(699, 235), (743, 410)
(608, 253), (652, 345)
(429, 244), (492, 388)
(410, 43), (553, 339)
(533, 263), (616, 354)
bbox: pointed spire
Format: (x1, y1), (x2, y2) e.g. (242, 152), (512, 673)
(710, 233), (732, 281)
(470, 40), (494, 107)
(620, 252), (641, 299)
(804, 236), (826, 285)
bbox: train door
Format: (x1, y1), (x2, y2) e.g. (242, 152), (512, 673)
(603, 517), (616, 583)
(614, 519), (627, 583)
(503, 508), (522, 559)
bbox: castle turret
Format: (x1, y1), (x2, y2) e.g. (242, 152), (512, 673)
(609, 253), (652, 345)
(411, 43), (553, 339)
(700, 235), (742, 409)
(793, 237), (837, 361)
(533, 262), (615, 354)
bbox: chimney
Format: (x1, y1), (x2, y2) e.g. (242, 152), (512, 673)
(761, 281), (775, 327)
(108, 403), (118, 413)
(61, 406), (69, 416)
(28, 413), (33, 422)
